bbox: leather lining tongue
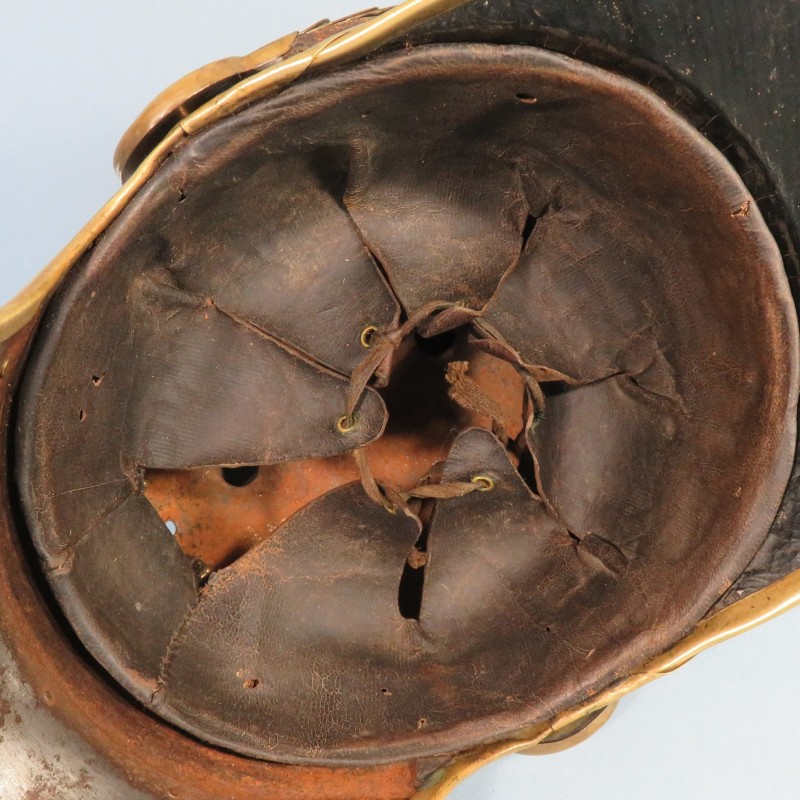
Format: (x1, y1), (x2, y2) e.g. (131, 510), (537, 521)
(151, 428), (614, 762)
(128, 293), (389, 471)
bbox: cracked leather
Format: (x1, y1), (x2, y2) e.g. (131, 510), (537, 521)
(15, 43), (798, 764)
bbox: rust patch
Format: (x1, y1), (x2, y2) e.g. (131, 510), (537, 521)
(0, 697), (11, 730)
(145, 342), (525, 569)
(22, 764), (93, 800)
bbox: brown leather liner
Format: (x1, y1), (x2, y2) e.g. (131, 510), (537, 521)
(15, 43), (798, 765)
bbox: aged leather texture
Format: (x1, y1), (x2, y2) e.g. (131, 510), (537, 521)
(15, 43), (799, 765)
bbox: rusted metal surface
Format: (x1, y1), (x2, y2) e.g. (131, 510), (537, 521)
(145, 343), (525, 569)
(0, 638), (150, 800)
(0, 325), (150, 800)
(0, 324), (421, 799)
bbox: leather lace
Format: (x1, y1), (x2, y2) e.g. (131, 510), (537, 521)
(344, 305), (548, 514)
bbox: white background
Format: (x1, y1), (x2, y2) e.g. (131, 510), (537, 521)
(1, 2), (799, 798)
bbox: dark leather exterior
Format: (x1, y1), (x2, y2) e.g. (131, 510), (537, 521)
(14, 43), (798, 765)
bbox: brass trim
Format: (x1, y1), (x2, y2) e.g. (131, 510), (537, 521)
(113, 31), (300, 179)
(517, 703), (618, 756)
(0, 0), (469, 344)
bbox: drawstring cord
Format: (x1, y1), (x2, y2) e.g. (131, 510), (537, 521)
(343, 304), (547, 513)
(353, 446), (494, 517)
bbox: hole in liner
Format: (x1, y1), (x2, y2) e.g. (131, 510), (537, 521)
(399, 525), (430, 620)
(521, 213), (538, 250)
(221, 466), (259, 487)
(516, 449), (539, 495)
(413, 328), (457, 357)
(398, 562), (426, 620)
(165, 519), (178, 536)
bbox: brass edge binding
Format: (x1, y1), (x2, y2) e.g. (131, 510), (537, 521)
(0, 0), (469, 344)
(112, 31), (301, 179)
(414, 568), (800, 798)
(517, 702), (618, 756)
(3, 2), (800, 797)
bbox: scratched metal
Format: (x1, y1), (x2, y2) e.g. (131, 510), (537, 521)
(0, 639), (150, 800)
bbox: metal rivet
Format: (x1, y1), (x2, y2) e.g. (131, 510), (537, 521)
(471, 475), (495, 492)
(360, 325), (378, 348)
(337, 414), (358, 434)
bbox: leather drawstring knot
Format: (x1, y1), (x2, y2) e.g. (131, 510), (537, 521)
(354, 447), (494, 517)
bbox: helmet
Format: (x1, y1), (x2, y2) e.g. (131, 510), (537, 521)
(2, 1), (799, 797)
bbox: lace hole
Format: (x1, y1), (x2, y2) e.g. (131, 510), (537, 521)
(221, 465), (259, 487)
(471, 475), (495, 492)
(360, 325), (378, 348)
(336, 414), (358, 434)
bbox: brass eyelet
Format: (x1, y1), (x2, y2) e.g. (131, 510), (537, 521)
(360, 325), (379, 348)
(471, 475), (495, 492)
(336, 414), (358, 434)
